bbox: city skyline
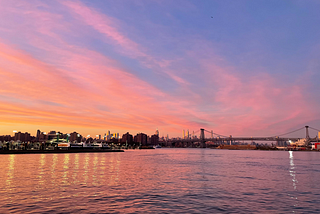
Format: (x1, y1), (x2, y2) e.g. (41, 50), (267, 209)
(1, 0), (320, 137)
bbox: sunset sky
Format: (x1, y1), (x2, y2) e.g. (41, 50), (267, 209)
(0, 0), (320, 138)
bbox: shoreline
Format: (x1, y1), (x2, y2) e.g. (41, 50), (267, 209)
(0, 149), (124, 155)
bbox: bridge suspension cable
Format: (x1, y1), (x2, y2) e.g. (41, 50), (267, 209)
(193, 130), (200, 134)
(203, 129), (229, 138)
(309, 127), (320, 132)
(269, 127), (305, 138)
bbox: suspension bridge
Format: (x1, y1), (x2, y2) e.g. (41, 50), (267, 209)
(168, 126), (320, 148)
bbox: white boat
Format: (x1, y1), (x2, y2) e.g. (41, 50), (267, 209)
(153, 145), (161, 148)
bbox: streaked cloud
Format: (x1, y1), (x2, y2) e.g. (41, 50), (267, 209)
(0, 0), (319, 137)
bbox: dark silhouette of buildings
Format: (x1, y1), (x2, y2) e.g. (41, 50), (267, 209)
(134, 133), (148, 146)
(150, 134), (159, 145)
(121, 132), (133, 145)
(0, 135), (12, 142)
(14, 132), (31, 142)
(36, 129), (41, 141)
(70, 132), (81, 142)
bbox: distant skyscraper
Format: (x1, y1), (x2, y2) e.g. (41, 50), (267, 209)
(107, 130), (111, 140)
(183, 130), (185, 139)
(187, 129), (189, 139)
(36, 129), (41, 141)
(155, 129), (159, 136)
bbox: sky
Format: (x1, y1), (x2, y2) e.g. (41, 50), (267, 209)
(0, 0), (320, 138)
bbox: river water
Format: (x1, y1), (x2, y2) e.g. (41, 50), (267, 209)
(0, 149), (320, 213)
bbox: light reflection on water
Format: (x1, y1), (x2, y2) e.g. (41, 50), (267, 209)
(0, 149), (320, 213)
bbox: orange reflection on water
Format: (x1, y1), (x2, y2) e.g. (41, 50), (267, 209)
(38, 154), (46, 187)
(72, 154), (79, 185)
(62, 154), (70, 186)
(83, 153), (90, 185)
(92, 153), (98, 186)
(108, 153), (120, 187)
(6, 155), (15, 190)
(51, 154), (58, 186)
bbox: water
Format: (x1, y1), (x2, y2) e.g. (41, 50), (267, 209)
(1, 149), (320, 213)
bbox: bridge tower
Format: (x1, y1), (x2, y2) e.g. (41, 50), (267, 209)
(305, 126), (310, 139)
(200, 128), (206, 148)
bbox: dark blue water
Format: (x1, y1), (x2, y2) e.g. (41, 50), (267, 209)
(1, 149), (320, 213)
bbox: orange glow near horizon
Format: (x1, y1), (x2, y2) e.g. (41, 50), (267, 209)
(0, 1), (319, 138)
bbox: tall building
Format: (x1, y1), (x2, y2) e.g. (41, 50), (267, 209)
(155, 129), (159, 136)
(121, 132), (133, 144)
(134, 133), (148, 146)
(70, 132), (81, 142)
(36, 129), (41, 141)
(0, 135), (12, 142)
(183, 130), (185, 139)
(187, 129), (189, 139)
(14, 132), (31, 142)
(107, 131), (111, 140)
(150, 134), (159, 145)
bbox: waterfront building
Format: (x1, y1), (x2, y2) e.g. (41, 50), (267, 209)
(150, 134), (159, 145)
(70, 132), (81, 143)
(47, 131), (57, 140)
(14, 132), (31, 142)
(39, 132), (47, 141)
(134, 133), (148, 146)
(0, 135), (13, 142)
(121, 132), (133, 145)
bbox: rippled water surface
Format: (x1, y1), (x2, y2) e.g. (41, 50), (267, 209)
(1, 149), (320, 213)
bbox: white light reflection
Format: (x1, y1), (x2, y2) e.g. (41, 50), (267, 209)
(288, 151), (298, 209)
(289, 151), (298, 190)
